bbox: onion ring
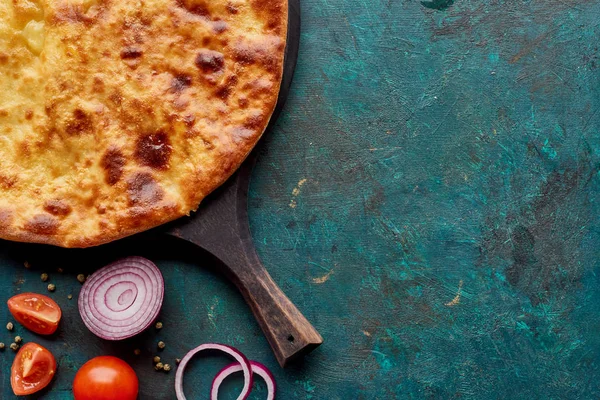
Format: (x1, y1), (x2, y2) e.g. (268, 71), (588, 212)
(175, 343), (253, 400)
(211, 361), (276, 400)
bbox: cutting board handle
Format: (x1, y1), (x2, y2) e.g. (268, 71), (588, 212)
(225, 247), (323, 367)
(166, 174), (323, 367)
(166, 176), (323, 367)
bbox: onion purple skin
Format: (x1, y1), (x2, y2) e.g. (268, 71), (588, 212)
(211, 361), (276, 400)
(175, 343), (254, 400)
(78, 256), (164, 341)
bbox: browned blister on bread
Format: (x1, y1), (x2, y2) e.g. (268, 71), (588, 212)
(0, 0), (287, 247)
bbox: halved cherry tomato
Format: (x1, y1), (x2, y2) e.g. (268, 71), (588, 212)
(8, 293), (62, 335)
(11, 342), (57, 396)
(73, 356), (139, 400)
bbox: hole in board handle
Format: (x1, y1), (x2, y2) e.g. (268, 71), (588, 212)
(287, 335), (295, 343)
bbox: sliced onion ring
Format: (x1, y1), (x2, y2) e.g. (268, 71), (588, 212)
(78, 256), (164, 340)
(175, 343), (253, 400)
(211, 361), (276, 400)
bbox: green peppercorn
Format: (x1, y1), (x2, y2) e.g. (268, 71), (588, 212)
(10, 343), (18, 351)
(163, 364), (171, 372)
(14, 336), (21, 344)
(155, 322), (163, 330)
(176, 358), (181, 365)
(68, 294), (73, 300)
(24, 261), (31, 269)
(155, 362), (164, 371)
(134, 349), (141, 356)
(77, 274), (86, 284)
(47, 283), (56, 292)
(157, 341), (165, 350)
(0, 343), (5, 350)
(153, 356), (161, 363)
(6, 322), (13, 331)
(41, 273), (49, 282)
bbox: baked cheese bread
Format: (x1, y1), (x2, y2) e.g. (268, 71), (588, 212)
(0, 0), (287, 247)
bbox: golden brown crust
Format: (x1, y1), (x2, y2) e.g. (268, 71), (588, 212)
(0, 0), (287, 247)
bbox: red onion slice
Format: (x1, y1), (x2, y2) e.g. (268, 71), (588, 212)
(211, 361), (276, 400)
(175, 343), (253, 400)
(78, 257), (164, 340)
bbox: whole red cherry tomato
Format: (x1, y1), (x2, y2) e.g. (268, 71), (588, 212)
(73, 356), (139, 400)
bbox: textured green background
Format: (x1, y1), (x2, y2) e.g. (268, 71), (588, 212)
(1, 0), (600, 398)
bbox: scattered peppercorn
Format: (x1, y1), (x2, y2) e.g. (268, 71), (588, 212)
(155, 322), (163, 330)
(176, 358), (181, 365)
(14, 336), (21, 344)
(153, 356), (161, 363)
(57, 268), (64, 273)
(10, 343), (18, 351)
(77, 274), (86, 284)
(157, 341), (165, 350)
(163, 364), (171, 372)
(134, 349), (141, 356)
(155, 362), (164, 371)
(68, 294), (73, 300)
(41, 273), (49, 282)
(0, 343), (5, 350)
(48, 283), (56, 292)
(6, 322), (13, 331)
(24, 261), (31, 269)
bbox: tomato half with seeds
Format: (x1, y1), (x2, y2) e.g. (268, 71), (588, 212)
(11, 342), (57, 396)
(73, 356), (139, 400)
(8, 293), (62, 335)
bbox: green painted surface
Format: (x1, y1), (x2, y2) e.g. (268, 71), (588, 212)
(1, 0), (600, 398)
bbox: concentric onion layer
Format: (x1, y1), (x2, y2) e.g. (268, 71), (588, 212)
(78, 257), (164, 340)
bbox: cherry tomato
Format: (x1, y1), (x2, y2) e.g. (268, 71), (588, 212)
(73, 356), (139, 400)
(8, 293), (62, 335)
(11, 342), (57, 396)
